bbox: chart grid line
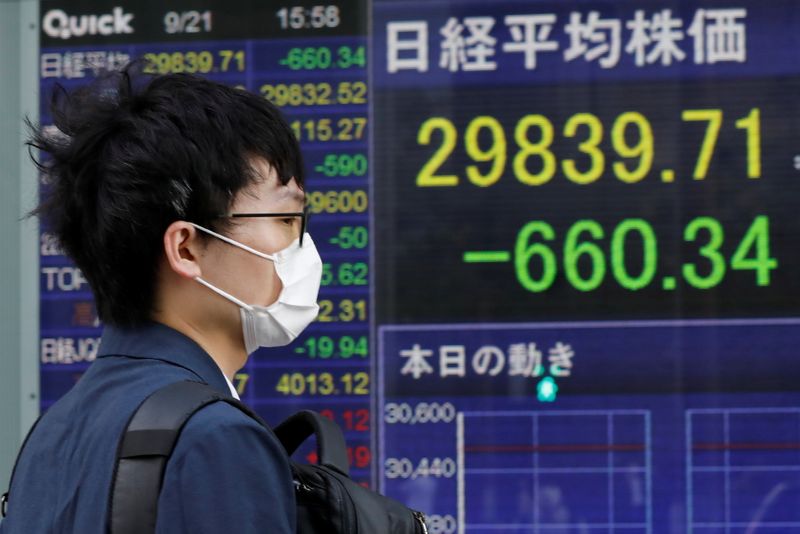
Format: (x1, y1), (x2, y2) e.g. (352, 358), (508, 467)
(687, 408), (800, 532)
(686, 409), (694, 534)
(460, 410), (652, 532)
(645, 411), (653, 534)
(533, 413), (539, 534)
(608, 413), (615, 534)
(724, 411), (731, 534)
(457, 412), (465, 534)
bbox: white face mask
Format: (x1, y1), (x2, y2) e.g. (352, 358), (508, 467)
(190, 223), (322, 353)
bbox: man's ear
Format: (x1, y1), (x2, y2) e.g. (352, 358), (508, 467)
(163, 221), (204, 279)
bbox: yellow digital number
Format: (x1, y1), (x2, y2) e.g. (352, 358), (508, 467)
(315, 118), (333, 141)
(562, 113), (604, 185)
(338, 299), (367, 322)
(353, 117), (368, 139)
(317, 373), (335, 395)
(144, 50), (237, 74)
(317, 299), (334, 322)
(306, 190), (368, 214)
(465, 116), (506, 187)
(682, 109), (722, 180)
(417, 117), (459, 187)
(336, 117), (367, 141)
(286, 84), (303, 106)
(315, 299), (366, 323)
(219, 49), (245, 71)
(262, 83), (326, 106)
(341, 372), (370, 395)
(735, 108), (761, 179)
(276, 373), (298, 395)
(514, 114), (556, 186)
(260, 82), (365, 107)
(291, 119), (330, 141)
(188, 51), (214, 73)
(612, 112), (654, 183)
(184, 51), (198, 72)
(143, 54), (157, 73)
(275, 373), (366, 396)
(337, 81), (367, 105)
(313, 83), (332, 105)
(174, 52), (188, 73)
(144, 53), (170, 74)
(233, 373), (250, 396)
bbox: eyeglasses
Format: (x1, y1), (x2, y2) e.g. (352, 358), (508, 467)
(219, 205), (309, 246)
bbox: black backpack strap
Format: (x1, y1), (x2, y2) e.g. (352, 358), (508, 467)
(273, 410), (350, 476)
(109, 380), (259, 534)
(2, 413), (45, 518)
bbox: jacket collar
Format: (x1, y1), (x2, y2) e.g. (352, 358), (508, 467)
(97, 321), (234, 398)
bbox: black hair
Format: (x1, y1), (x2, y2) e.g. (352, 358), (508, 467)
(28, 63), (304, 327)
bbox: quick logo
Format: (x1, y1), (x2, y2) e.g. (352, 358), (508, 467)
(42, 7), (134, 40)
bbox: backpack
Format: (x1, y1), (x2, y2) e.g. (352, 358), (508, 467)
(109, 380), (429, 533)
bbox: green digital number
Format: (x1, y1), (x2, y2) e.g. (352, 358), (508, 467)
(319, 153), (368, 177)
(282, 47), (332, 70)
(611, 219), (657, 290)
(337, 46), (366, 68)
(321, 263), (333, 286)
(321, 262), (368, 286)
(298, 336), (368, 359)
(515, 221), (557, 292)
(339, 335), (368, 358)
(731, 215), (777, 286)
(563, 220), (605, 291)
(508, 216), (776, 294)
(331, 226), (368, 249)
(683, 217), (726, 289)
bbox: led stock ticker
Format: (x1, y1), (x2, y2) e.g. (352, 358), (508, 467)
(372, 2), (800, 532)
(39, 0), (372, 486)
(464, 215), (776, 293)
(412, 106), (780, 300)
(415, 108), (762, 188)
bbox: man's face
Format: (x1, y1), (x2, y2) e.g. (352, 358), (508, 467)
(200, 158), (305, 311)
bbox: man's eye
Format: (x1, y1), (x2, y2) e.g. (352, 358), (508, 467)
(282, 218), (296, 226)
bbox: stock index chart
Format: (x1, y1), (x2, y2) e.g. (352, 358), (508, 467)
(373, 1), (800, 533)
(34, 0), (800, 532)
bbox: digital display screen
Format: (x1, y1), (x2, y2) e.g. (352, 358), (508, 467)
(37, 0), (371, 485)
(37, 0), (800, 532)
(373, 1), (800, 533)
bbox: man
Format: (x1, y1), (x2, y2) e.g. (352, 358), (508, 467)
(1, 65), (321, 532)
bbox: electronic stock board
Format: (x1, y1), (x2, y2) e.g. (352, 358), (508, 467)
(38, 1), (800, 532)
(38, 0), (371, 486)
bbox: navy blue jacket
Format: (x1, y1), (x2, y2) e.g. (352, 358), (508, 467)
(1, 322), (295, 533)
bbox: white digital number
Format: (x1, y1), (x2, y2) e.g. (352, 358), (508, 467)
(384, 402), (457, 424)
(384, 458), (457, 479)
(276, 5), (340, 30)
(164, 10), (212, 34)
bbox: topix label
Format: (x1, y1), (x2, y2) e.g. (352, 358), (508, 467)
(41, 267), (89, 292)
(42, 7), (134, 40)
